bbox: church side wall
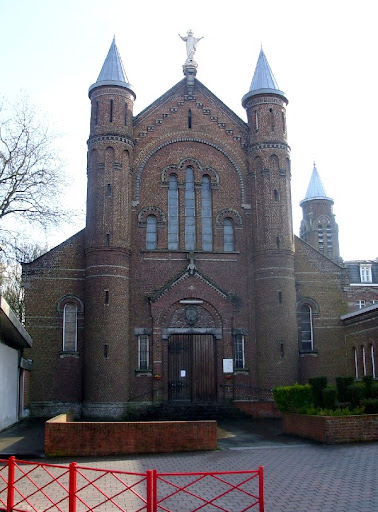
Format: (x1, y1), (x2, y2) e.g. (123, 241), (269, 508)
(294, 237), (349, 383)
(22, 231), (86, 416)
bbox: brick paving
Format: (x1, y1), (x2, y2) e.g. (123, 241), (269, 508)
(39, 441), (377, 511)
(1, 419), (377, 511)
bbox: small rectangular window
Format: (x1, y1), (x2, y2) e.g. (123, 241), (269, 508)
(234, 334), (245, 369)
(360, 265), (372, 283)
(138, 335), (149, 370)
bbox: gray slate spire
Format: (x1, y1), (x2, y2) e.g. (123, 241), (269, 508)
(300, 164), (333, 205)
(89, 37), (135, 96)
(242, 47), (286, 107)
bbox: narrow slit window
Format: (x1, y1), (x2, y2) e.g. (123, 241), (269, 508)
(138, 335), (149, 370)
(105, 290), (109, 305)
(354, 347), (359, 379)
(185, 167), (196, 250)
(201, 175), (212, 251)
(234, 334), (245, 369)
(371, 345), (376, 378)
(278, 291), (282, 304)
(104, 344), (109, 359)
(124, 103), (127, 125)
(282, 111), (286, 133)
(270, 107), (274, 131)
(300, 304), (313, 351)
(224, 218), (235, 252)
(255, 110), (259, 131)
(110, 99), (113, 122)
(146, 215), (157, 250)
(168, 175), (179, 250)
(274, 189), (278, 202)
(106, 233), (110, 246)
(63, 303), (77, 352)
(188, 109), (192, 129)
(107, 184), (111, 197)
(95, 101), (99, 125)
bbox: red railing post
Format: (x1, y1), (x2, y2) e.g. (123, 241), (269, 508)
(152, 469), (157, 512)
(6, 456), (15, 512)
(146, 470), (152, 512)
(69, 462), (77, 512)
(259, 466), (264, 512)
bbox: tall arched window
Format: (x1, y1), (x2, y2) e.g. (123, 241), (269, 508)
(168, 175), (178, 250)
(326, 224), (332, 253)
(362, 346), (367, 376)
(201, 175), (212, 250)
(300, 304), (313, 351)
(63, 303), (78, 352)
(224, 218), (235, 252)
(318, 224), (324, 251)
(146, 215), (157, 249)
(371, 344), (376, 378)
(353, 347), (359, 379)
(185, 167), (196, 250)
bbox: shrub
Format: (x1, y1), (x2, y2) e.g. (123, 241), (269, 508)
(363, 376), (375, 398)
(304, 406), (365, 416)
(336, 376), (354, 402)
(273, 384), (312, 413)
(361, 398), (378, 414)
(348, 382), (366, 407)
(308, 377), (328, 407)
(322, 386), (337, 409)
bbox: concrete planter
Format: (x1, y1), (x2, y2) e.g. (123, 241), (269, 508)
(283, 412), (378, 444)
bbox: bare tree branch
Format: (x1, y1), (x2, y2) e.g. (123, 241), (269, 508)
(0, 96), (70, 228)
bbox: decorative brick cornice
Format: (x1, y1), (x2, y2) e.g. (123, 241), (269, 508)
(249, 142), (290, 153)
(87, 134), (135, 149)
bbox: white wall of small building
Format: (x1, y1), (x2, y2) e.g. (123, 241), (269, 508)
(0, 341), (19, 430)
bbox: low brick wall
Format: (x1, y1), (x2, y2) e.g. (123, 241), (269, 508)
(45, 413), (217, 456)
(234, 401), (282, 418)
(283, 413), (378, 444)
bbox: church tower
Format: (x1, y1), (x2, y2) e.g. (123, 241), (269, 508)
(300, 164), (341, 262)
(84, 38), (135, 417)
(242, 49), (298, 388)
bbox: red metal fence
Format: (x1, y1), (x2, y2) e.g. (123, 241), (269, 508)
(0, 457), (264, 512)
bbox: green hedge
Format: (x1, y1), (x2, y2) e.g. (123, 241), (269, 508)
(308, 377), (328, 407)
(273, 384), (312, 413)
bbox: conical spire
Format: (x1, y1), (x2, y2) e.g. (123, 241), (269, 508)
(249, 47), (280, 91)
(89, 37), (134, 96)
(242, 47), (286, 107)
(300, 164), (333, 205)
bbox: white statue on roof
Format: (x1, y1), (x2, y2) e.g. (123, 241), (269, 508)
(179, 29), (203, 64)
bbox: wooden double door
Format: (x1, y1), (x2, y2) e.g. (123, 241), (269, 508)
(168, 334), (217, 402)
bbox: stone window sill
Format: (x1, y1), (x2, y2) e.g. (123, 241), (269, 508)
(59, 351), (80, 359)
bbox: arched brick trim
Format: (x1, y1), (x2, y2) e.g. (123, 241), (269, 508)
(161, 158), (219, 188)
(135, 138), (245, 203)
(138, 206), (166, 225)
(216, 209), (243, 228)
(57, 295), (84, 314)
(296, 297), (320, 315)
(160, 298), (223, 332)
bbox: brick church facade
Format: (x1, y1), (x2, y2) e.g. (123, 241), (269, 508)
(22, 38), (378, 418)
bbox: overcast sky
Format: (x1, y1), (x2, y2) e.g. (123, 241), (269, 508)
(1, 0), (377, 261)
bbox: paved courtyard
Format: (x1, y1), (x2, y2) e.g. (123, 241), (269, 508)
(1, 419), (377, 511)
